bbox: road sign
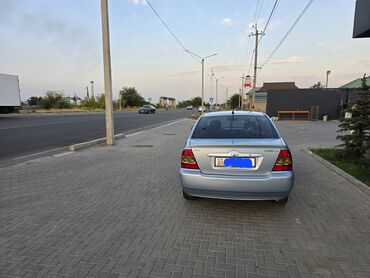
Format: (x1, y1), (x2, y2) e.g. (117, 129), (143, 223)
(244, 75), (252, 88)
(209, 97), (213, 103)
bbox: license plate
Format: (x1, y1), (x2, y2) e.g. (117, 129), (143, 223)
(215, 157), (255, 168)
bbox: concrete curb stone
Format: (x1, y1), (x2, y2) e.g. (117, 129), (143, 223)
(68, 118), (187, 152)
(302, 147), (370, 196)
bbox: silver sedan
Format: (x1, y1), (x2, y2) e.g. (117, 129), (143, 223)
(179, 111), (294, 204)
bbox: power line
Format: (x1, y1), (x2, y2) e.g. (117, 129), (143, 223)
(144, 0), (200, 63)
(256, 0), (265, 20)
(259, 0), (279, 45)
(260, 0), (314, 69)
(253, 0), (261, 23)
(247, 0), (279, 75)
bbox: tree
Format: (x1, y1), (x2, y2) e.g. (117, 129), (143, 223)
(229, 93), (240, 109)
(120, 87), (145, 107)
(27, 96), (43, 106)
(177, 100), (192, 108)
(191, 97), (202, 107)
(40, 91), (71, 109)
(80, 94), (106, 109)
(337, 74), (370, 161)
(310, 81), (325, 89)
(176, 97), (202, 108)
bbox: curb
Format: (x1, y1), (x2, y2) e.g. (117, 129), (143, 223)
(302, 148), (370, 196)
(68, 118), (187, 152)
(68, 133), (125, 151)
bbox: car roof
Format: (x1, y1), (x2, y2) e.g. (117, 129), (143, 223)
(201, 111), (266, 117)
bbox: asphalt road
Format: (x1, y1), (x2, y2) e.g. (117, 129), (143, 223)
(0, 109), (193, 164)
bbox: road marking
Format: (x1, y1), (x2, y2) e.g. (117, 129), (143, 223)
(12, 147), (67, 160)
(0, 119), (97, 130)
(53, 152), (74, 158)
(125, 119), (187, 138)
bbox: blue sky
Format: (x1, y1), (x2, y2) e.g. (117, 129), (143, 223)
(0, 0), (369, 103)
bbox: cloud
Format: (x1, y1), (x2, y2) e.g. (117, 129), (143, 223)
(266, 20), (283, 31)
(222, 18), (234, 26)
(161, 70), (200, 77)
(358, 58), (370, 65)
(317, 42), (326, 47)
(266, 56), (305, 65)
(213, 64), (246, 72)
(0, 2), (94, 58)
(19, 12), (92, 52)
(248, 19), (282, 32)
(129, 0), (147, 6)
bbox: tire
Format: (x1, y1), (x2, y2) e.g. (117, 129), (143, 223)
(183, 190), (196, 200)
(275, 197), (288, 205)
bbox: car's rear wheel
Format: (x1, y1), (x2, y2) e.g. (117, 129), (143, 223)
(183, 190), (196, 200)
(275, 197), (288, 205)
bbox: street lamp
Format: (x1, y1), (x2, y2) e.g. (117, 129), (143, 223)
(185, 50), (217, 114)
(215, 76), (224, 110)
(326, 70), (331, 88)
(225, 87), (232, 110)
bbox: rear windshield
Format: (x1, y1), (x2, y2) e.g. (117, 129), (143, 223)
(192, 115), (278, 139)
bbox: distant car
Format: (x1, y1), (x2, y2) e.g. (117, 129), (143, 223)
(198, 106), (206, 112)
(138, 105), (156, 114)
(180, 111), (294, 204)
(186, 105), (193, 110)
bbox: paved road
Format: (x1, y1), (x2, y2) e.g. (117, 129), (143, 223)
(0, 109), (193, 163)
(1, 120), (369, 277)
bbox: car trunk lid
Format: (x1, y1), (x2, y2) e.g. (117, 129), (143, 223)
(190, 138), (284, 176)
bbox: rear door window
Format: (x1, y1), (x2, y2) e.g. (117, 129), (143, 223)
(192, 115), (278, 139)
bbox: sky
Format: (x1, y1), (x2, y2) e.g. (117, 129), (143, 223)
(0, 0), (369, 103)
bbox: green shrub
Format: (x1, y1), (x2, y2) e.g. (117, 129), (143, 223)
(40, 91), (71, 109)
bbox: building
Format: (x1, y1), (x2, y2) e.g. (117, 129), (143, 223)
(247, 82), (299, 112)
(339, 76), (370, 89)
(257, 82), (299, 92)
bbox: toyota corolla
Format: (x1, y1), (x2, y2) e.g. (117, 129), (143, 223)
(179, 111), (294, 204)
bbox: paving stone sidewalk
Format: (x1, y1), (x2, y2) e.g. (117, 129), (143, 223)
(0, 119), (369, 278)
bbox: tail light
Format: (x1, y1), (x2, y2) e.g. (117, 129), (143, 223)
(272, 150), (293, 171)
(181, 149), (199, 169)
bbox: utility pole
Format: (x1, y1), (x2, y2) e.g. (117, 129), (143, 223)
(250, 23), (264, 110)
(90, 81), (95, 99)
(225, 87), (230, 110)
(240, 74), (244, 109)
(119, 93), (122, 111)
(201, 59), (204, 112)
(101, 0), (115, 145)
(185, 50), (217, 114)
(215, 76), (224, 110)
(210, 68), (214, 111)
(238, 75), (244, 109)
(326, 70), (331, 88)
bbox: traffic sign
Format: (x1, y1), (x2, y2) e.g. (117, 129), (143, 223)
(244, 75), (252, 88)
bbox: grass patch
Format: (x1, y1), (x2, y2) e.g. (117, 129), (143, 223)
(189, 112), (202, 120)
(311, 148), (370, 186)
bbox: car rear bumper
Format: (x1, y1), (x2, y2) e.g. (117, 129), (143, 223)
(179, 169), (294, 201)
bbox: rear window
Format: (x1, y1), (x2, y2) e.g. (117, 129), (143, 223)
(192, 115), (278, 139)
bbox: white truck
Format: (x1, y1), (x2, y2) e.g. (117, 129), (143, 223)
(0, 73), (21, 113)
